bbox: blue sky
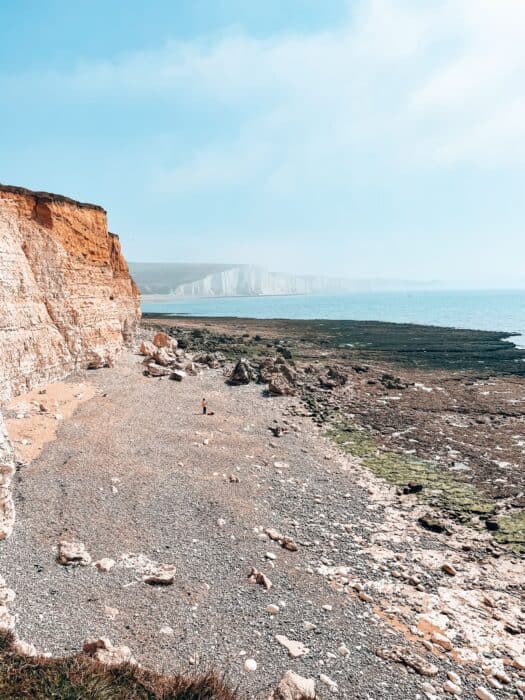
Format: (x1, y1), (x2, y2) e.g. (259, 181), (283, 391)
(1, 0), (524, 284)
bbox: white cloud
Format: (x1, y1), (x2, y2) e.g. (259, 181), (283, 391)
(5, 0), (525, 192)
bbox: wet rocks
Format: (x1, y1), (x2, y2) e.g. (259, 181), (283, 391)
(57, 541), (92, 566)
(418, 513), (451, 534)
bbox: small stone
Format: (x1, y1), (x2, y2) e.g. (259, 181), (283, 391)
(431, 632), (453, 651)
(281, 536), (298, 552)
(358, 591), (373, 603)
(143, 565), (176, 586)
(442, 563), (457, 576)
(337, 644), (350, 657)
(447, 672), (461, 685)
(217, 518), (226, 527)
(275, 634), (309, 658)
(303, 622), (316, 631)
(57, 541), (91, 567)
(322, 604), (333, 612)
(266, 604), (280, 615)
(265, 552), (277, 560)
(95, 558), (116, 573)
(160, 626), (174, 635)
(475, 688), (496, 700)
(492, 669), (510, 684)
(514, 656), (525, 670)
(248, 567), (273, 591)
(319, 674), (338, 691)
(244, 658), (257, 672)
(83, 638), (136, 667)
(265, 528), (283, 541)
(229, 474), (240, 483)
(443, 680), (462, 695)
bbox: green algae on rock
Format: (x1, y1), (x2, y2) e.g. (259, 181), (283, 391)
(328, 423), (495, 518)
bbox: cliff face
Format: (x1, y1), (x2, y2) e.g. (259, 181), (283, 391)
(130, 262), (355, 297)
(0, 184), (140, 402)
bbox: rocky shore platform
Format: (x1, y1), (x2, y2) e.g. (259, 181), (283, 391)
(0, 318), (523, 698)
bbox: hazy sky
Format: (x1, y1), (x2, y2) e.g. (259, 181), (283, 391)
(1, 0), (524, 284)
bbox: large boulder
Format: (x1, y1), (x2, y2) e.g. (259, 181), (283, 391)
(144, 362), (171, 377)
(152, 331), (172, 349)
(152, 347), (175, 367)
(268, 374), (296, 396)
(139, 340), (156, 356)
(228, 359), (253, 385)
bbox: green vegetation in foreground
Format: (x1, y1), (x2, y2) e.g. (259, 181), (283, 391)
(328, 423), (495, 518)
(0, 633), (238, 700)
(329, 422), (525, 552)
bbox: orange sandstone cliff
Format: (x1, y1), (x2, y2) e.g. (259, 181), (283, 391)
(0, 184), (140, 538)
(0, 184), (140, 401)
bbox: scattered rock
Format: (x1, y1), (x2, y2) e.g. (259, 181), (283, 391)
(441, 563), (457, 576)
(95, 558), (116, 573)
(375, 646), (439, 677)
(244, 658), (257, 672)
(281, 536), (298, 552)
(57, 541), (92, 567)
(268, 670), (316, 699)
(144, 362), (171, 378)
(475, 688), (496, 700)
(265, 527), (283, 541)
(418, 514), (450, 534)
(169, 370), (186, 382)
(275, 634), (309, 658)
(443, 680), (462, 695)
(82, 637), (136, 667)
(319, 674), (338, 692)
(143, 565), (176, 586)
(248, 567), (273, 591)
(266, 604), (280, 615)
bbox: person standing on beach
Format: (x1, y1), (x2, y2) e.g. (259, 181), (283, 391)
(201, 398), (207, 415)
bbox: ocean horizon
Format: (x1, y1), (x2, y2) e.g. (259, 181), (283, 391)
(142, 288), (525, 348)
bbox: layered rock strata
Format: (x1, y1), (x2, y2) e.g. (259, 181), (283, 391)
(0, 183), (140, 537)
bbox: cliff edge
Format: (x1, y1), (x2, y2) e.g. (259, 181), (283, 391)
(0, 183), (140, 538)
(0, 184), (140, 402)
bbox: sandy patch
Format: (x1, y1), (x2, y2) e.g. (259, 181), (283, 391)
(5, 381), (96, 463)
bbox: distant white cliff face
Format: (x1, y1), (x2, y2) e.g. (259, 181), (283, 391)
(172, 266), (351, 297)
(129, 262), (437, 298)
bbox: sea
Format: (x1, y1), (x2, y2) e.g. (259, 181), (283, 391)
(142, 289), (525, 349)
